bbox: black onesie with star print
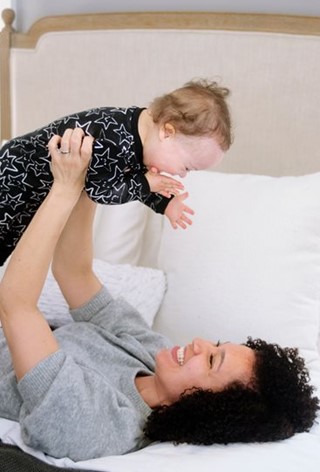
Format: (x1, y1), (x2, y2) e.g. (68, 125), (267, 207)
(0, 106), (171, 265)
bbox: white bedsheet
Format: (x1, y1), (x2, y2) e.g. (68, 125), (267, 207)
(1, 417), (319, 472)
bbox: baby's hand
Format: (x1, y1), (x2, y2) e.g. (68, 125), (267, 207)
(145, 167), (184, 198)
(164, 192), (194, 229)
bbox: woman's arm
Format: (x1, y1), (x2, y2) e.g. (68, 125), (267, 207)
(51, 191), (102, 309)
(0, 128), (93, 380)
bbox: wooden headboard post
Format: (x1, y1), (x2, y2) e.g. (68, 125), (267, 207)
(0, 8), (15, 141)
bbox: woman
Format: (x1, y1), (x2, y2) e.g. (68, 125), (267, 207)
(0, 129), (318, 461)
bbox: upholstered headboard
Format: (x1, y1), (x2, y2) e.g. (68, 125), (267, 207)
(1, 9), (320, 177)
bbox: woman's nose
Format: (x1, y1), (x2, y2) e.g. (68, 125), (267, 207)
(191, 338), (200, 354)
(192, 338), (208, 354)
(192, 338), (219, 355)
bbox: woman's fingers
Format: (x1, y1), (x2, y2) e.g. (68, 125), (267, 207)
(48, 129), (93, 163)
(60, 128), (75, 153)
(81, 135), (94, 163)
(48, 129), (93, 190)
(69, 128), (85, 156)
(48, 134), (61, 153)
(48, 128), (87, 156)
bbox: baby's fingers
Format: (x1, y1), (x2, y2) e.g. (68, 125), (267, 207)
(182, 204), (195, 216)
(181, 212), (193, 226)
(177, 192), (195, 215)
(162, 175), (184, 189)
(175, 214), (192, 230)
(159, 190), (174, 198)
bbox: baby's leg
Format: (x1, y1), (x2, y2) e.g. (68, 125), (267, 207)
(0, 139), (52, 266)
(0, 192), (34, 265)
(0, 142), (42, 265)
(0, 189), (46, 266)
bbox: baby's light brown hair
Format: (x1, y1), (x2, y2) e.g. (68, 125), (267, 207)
(149, 79), (232, 151)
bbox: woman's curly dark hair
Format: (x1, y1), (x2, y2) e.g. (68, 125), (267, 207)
(144, 338), (319, 445)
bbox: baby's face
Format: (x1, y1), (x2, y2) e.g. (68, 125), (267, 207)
(143, 127), (224, 178)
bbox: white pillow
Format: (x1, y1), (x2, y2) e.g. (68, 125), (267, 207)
(93, 201), (149, 265)
(154, 171), (320, 359)
(39, 259), (166, 327)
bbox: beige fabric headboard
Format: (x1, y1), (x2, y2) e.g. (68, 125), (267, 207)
(1, 9), (319, 176)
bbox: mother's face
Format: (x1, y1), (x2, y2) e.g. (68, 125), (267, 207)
(153, 338), (256, 405)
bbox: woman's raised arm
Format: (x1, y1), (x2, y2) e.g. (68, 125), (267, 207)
(51, 190), (102, 309)
(0, 128), (93, 380)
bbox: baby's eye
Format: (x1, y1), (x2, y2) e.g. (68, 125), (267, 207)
(209, 354), (214, 368)
(216, 340), (221, 347)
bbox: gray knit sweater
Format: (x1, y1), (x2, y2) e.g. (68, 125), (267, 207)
(0, 286), (171, 461)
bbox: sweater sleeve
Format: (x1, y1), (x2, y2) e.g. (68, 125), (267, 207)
(17, 350), (149, 460)
(85, 161), (151, 206)
(70, 286), (162, 340)
(84, 139), (171, 213)
(70, 286), (171, 359)
(139, 189), (173, 214)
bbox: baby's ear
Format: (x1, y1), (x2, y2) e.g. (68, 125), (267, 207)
(159, 122), (175, 141)
(161, 123), (176, 139)
(163, 123), (176, 138)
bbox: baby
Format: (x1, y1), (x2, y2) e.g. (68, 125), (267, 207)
(0, 79), (232, 265)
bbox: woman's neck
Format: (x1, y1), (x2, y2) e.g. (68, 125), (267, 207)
(135, 374), (162, 408)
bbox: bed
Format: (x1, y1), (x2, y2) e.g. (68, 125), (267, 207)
(0, 8), (320, 472)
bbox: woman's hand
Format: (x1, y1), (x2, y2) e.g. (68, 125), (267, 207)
(48, 128), (93, 196)
(145, 167), (184, 198)
(164, 192), (194, 229)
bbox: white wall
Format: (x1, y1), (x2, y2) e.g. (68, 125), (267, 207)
(6, 0), (320, 32)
